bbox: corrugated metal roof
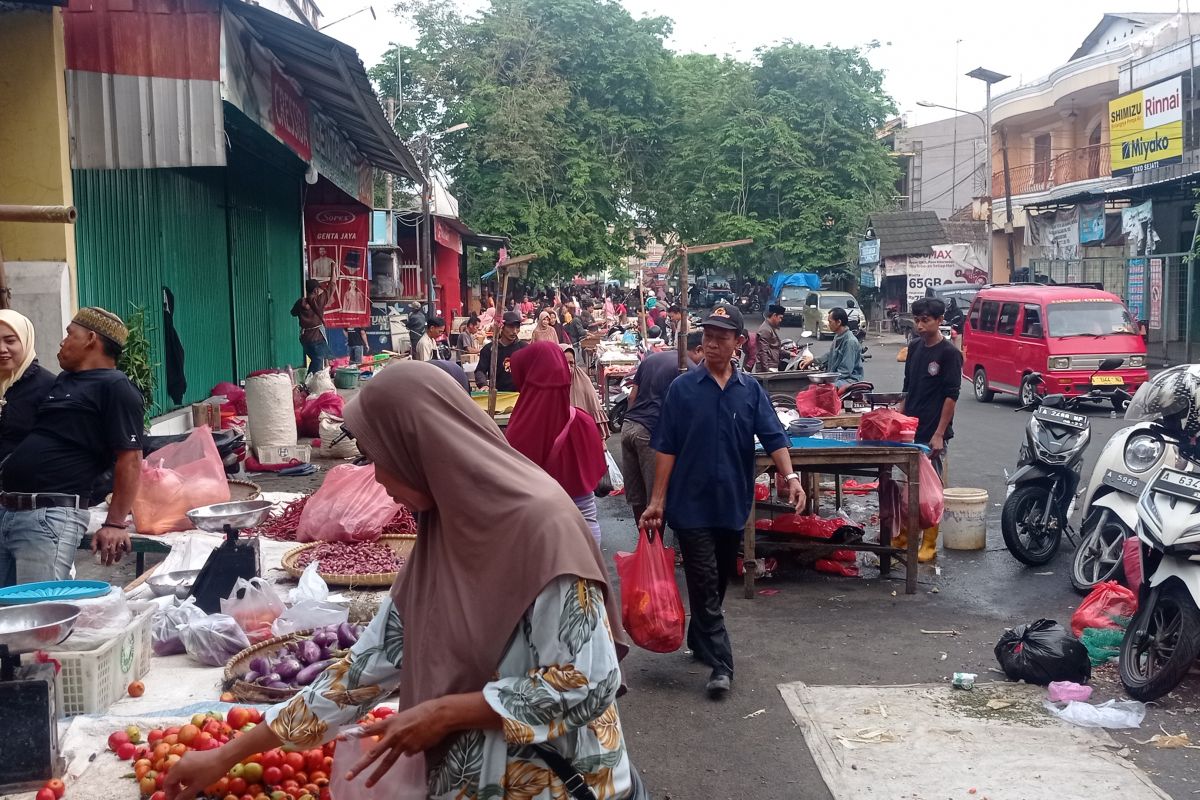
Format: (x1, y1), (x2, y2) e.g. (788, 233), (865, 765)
(866, 211), (948, 257)
(225, 0), (423, 185)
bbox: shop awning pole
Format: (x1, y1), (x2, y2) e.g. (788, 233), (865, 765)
(0, 204), (78, 310)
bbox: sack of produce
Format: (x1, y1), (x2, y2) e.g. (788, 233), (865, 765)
(614, 527), (685, 653)
(994, 619), (1091, 685)
(221, 577), (286, 643)
(132, 425), (231, 534)
(179, 612), (252, 667)
(151, 599), (207, 656)
(297, 463), (404, 543)
(298, 391), (344, 438)
(319, 411), (359, 459)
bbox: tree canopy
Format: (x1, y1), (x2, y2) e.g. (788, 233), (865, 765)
(370, 0), (900, 284)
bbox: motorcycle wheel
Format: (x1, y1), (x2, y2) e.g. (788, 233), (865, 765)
(607, 399), (627, 434)
(1001, 484), (1063, 565)
(1070, 512), (1130, 594)
(1119, 582), (1200, 701)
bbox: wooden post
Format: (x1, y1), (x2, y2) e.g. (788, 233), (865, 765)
(1000, 127), (1017, 276)
(677, 246), (689, 371)
(487, 266), (510, 418)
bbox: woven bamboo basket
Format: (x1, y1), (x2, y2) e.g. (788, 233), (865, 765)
(280, 534), (417, 588)
(222, 630), (315, 703)
(227, 478), (262, 501)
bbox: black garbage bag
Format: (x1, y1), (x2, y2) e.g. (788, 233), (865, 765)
(994, 618), (1092, 685)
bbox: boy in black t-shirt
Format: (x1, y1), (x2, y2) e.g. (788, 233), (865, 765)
(898, 297), (962, 475)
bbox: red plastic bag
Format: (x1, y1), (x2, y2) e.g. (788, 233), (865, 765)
(296, 463), (404, 543)
(795, 384), (841, 417)
(297, 391), (345, 437)
(211, 381), (247, 415)
(1071, 580), (1138, 638)
(132, 426), (231, 534)
(1123, 538), (1143, 588)
(879, 458), (943, 534)
(815, 559), (859, 577)
(614, 528), (685, 653)
(859, 408), (919, 442)
(772, 514), (841, 538)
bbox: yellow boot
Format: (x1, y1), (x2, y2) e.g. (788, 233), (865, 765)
(918, 525), (939, 563)
(892, 525), (907, 550)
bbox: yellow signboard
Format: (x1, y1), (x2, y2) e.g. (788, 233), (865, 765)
(1109, 76), (1184, 176)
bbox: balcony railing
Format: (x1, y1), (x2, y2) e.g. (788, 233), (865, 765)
(992, 143), (1111, 198)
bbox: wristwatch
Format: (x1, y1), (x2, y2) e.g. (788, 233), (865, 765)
(784, 472), (801, 483)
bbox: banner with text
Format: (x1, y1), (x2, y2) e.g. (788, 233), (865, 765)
(1025, 206), (1080, 258)
(305, 205), (370, 328)
(900, 245), (987, 305)
(1109, 76), (1184, 177)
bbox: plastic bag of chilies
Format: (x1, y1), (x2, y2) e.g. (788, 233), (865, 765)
(614, 528), (685, 653)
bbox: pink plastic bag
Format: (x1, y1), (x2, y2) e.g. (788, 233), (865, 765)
(879, 456), (944, 532)
(297, 392), (345, 437)
(614, 528), (685, 653)
(296, 463), (403, 543)
(1047, 680), (1094, 702)
(859, 408), (919, 442)
(132, 426), (230, 534)
(1071, 580), (1138, 638)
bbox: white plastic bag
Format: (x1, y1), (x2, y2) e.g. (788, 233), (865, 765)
(330, 730), (426, 800)
(220, 577), (286, 642)
(271, 600), (349, 637)
(152, 599), (207, 656)
(1043, 699), (1145, 729)
(306, 368), (335, 395)
(604, 449), (624, 493)
(289, 561), (330, 604)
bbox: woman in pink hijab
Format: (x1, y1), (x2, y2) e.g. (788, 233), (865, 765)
(164, 362), (642, 800)
(507, 341), (606, 544)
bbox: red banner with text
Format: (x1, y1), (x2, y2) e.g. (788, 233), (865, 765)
(305, 205), (370, 328)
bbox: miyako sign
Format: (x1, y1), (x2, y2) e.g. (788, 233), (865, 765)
(1109, 76), (1184, 176)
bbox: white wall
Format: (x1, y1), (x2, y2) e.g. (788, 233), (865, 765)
(7, 260), (71, 373)
(895, 114), (986, 219)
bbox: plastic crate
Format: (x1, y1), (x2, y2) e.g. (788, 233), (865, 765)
(820, 428), (858, 442)
(47, 606), (153, 717)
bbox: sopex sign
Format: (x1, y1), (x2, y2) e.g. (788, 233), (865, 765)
(1109, 76), (1184, 177)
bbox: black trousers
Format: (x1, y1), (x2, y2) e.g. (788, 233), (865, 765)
(675, 527), (740, 678)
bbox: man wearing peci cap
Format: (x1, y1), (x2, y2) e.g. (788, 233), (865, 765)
(0, 308), (145, 585)
(475, 311), (527, 392)
(641, 303), (806, 699)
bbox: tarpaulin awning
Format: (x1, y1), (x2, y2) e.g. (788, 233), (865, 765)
(768, 272), (821, 300)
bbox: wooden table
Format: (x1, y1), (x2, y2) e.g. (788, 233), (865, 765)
(744, 439), (925, 596)
(78, 533), (172, 576)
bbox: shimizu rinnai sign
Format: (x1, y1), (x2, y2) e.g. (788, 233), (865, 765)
(1109, 76), (1184, 177)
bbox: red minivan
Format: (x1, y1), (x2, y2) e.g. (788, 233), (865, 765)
(962, 285), (1148, 411)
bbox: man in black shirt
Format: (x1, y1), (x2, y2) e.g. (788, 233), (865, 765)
(898, 297), (962, 475)
(0, 308), (144, 586)
(475, 311), (527, 392)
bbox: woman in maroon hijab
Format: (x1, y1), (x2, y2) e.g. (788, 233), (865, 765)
(506, 341), (607, 544)
(164, 362), (641, 800)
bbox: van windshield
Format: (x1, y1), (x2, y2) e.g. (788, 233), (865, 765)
(818, 295), (852, 310)
(780, 290), (809, 304)
(1047, 301), (1138, 337)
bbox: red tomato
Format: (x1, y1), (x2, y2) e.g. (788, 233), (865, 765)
(194, 732), (214, 749)
(371, 706), (395, 719)
(37, 788), (56, 800)
(108, 730), (131, 751)
(262, 767), (282, 786)
(203, 720), (222, 736)
(177, 725), (200, 745)
(44, 779), (65, 799)
(228, 778), (248, 796)
(164, 727), (181, 737)
(284, 752), (305, 772)
(279, 765), (295, 782)
(227, 707), (252, 730)
(147, 729), (164, 745)
(155, 773), (165, 790)
(138, 777), (156, 796)
(117, 742), (137, 761)
(151, 792), (165, 800)
(261, 751), (284, 771)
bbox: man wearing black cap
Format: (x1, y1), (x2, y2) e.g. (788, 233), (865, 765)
(475, 311), (527, 392)
(642, 303), (806, 699)
(0, 308), (144, 585)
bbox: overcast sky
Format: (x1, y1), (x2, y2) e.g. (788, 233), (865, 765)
(319, 0), (1189, 124)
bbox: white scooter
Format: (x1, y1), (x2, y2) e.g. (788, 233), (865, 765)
(1071, 423), (1180, 593)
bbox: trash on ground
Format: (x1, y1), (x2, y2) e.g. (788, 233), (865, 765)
(1134, 728), (1195, 749)
(1081, 625), (1127, 666)
(952, 672), (977, 690)
(1043, 699), (1146, 729)
(995, 619), (1091, 685)
(743, 708), (766, 719)
(835, 728), (898, 748)
(1071, 580), (1138, 638)
(986, 699), (1015, 710)
(1047, 681), (1093, 703)
(921, 629), (960, 636)
(757, 588), (780, 596)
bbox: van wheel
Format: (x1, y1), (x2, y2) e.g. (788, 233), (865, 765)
(1019, 377), (1039, 408)
(974, 368), (995, 403)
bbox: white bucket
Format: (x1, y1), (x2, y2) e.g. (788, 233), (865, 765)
(941, 487), (988, 550)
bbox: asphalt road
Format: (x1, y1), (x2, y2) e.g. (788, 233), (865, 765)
(602, 319), (1200, 800)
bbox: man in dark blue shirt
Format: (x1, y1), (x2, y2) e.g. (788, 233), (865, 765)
(643, 304), (805, 699)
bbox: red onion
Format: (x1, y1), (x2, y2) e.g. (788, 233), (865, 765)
(295, 541), (404, 575)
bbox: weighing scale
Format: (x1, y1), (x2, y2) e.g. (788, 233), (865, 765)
(186, 501), (273, 613)
(0, 603), (79, 790)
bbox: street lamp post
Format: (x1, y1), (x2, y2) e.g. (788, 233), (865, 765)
(966, 67), (1009, 284)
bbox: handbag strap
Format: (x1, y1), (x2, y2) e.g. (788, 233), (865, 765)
(531, 744), (598, 800)
(553, 407), (581, 452)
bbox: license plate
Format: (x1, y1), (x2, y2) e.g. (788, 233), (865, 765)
(1151, 468), (1200, 503)
(1092, 375), (1125, 386)
(1102, 469), (1144, 496)
(1034, 407), (1088, 428)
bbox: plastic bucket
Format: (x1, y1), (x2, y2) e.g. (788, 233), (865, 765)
(334, 367), (360, 390)
(941, 487), (988, 550)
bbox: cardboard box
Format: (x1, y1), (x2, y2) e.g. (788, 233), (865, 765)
(253, 444), (312, 465)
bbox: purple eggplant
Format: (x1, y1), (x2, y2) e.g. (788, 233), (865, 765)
(266, 681), (291, 690)
(295, 658), (335, 686)
(249, 656), (272, 675)
(296, 639), (322, 665)
(312, 629), (338, 649)
(275, 658), (302, 681)
(335, 623), (359, 649)
(243, 670), (261, 684)
(257, 672), (282, 687)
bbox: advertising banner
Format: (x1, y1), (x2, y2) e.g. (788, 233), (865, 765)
(1079, 202), (1105, 244)
(1149, 257), (1163, 330)
(1127, 258), (1146, 320)
(304, 205), (370, 327)
(1026, 206), (1080, 257)
(903, 246), (986, 305)
(1109, 76), (1184, 177)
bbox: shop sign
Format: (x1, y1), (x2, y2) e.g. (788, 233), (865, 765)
(270, 66), (312, 161)
(305, 205), (370, 327)
(1026, 206), (1080, 257)
(434, 218), (464, 254)
(312, 111), (374, 207)
(1109, 76), (1184, 177)
(1127, 258), (1146, 320)
(1149, 257), (1163, 330)
(859, 264), (877, 288)
(858, 238), (880, 265)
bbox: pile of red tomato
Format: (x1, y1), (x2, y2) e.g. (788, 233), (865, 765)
(103, 705), (396, 800)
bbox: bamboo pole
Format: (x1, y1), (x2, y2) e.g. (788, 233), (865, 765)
(487, 266), (510, 418)
(0, 205), (77, 224)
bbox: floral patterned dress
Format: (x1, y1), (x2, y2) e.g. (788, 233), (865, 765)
(266, 576), (632, 800)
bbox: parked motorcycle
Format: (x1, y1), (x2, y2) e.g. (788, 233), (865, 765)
(1070, 420), (1180, 593)
(736, 294), (763, 314)
(607, 375), (635, 434)
(1000, 358), (1128, 566)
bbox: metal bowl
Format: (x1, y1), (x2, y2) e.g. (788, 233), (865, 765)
(186, 500), (274, 532)
(0, 603), (80, 654)
(146, 569), (201, 598)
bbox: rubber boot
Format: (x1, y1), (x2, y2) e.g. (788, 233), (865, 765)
(892, 525), (907, 550)
(918, 524), (939, 563)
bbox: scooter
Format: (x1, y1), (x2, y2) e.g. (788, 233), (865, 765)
(736, 294), (763, 314)
(1071, 420), (1181, 593)
(607, 375), (634, 434)
(1118, 459), (1200, 701)
(1000, 359), (1129, 566)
